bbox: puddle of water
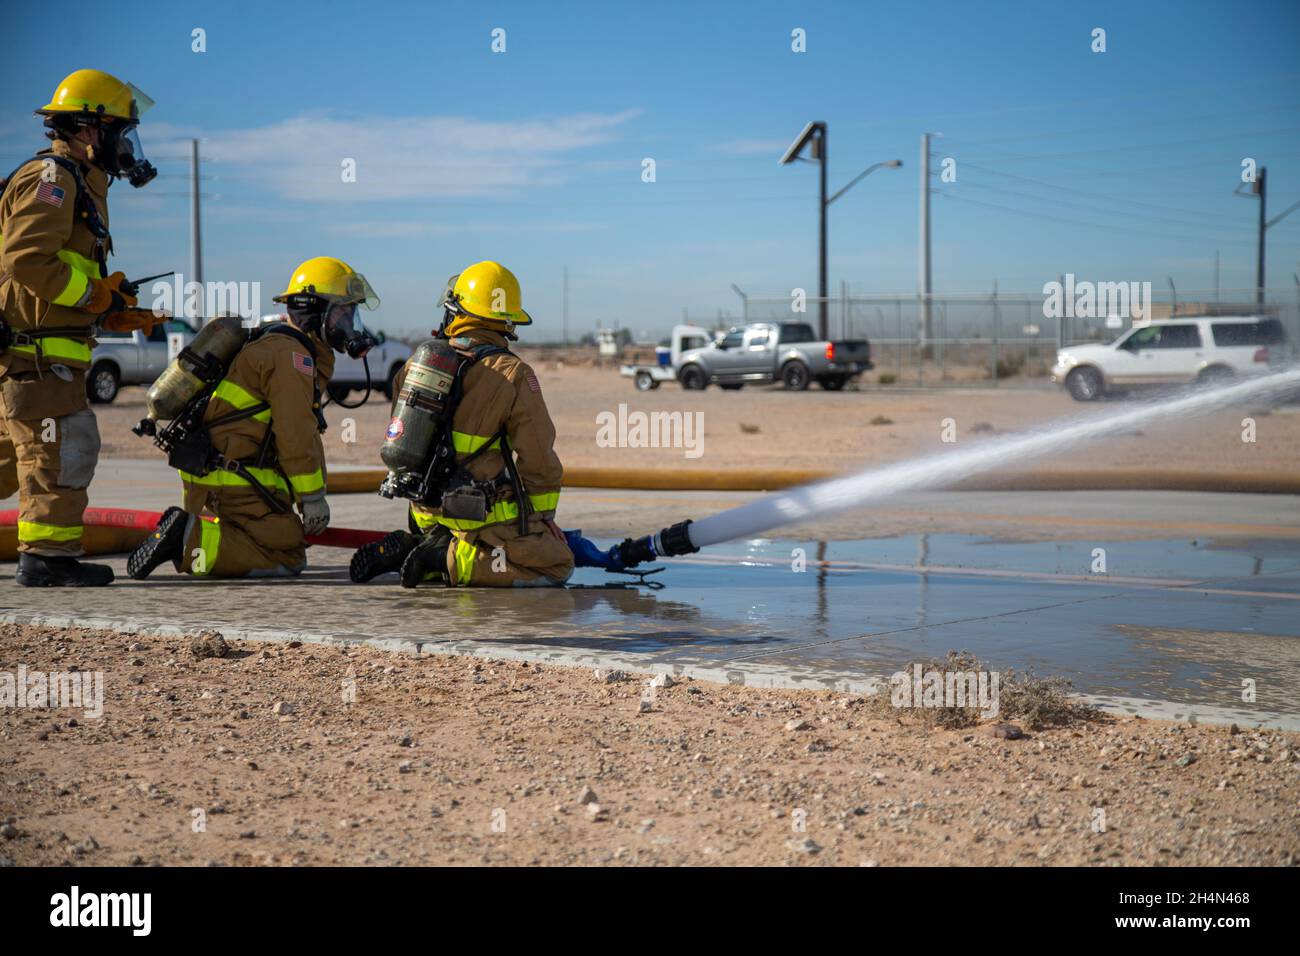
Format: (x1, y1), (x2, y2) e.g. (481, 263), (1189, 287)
(526, 534), (1300, 711)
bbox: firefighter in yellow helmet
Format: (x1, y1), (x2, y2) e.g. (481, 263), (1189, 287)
(126, 257), (379, 579)
(1, 69), (162, 587)
(350, 260), (574, 587)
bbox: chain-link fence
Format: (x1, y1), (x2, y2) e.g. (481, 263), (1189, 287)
(684, 288), (1300, 387)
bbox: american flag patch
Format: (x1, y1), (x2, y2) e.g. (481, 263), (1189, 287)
(36, 181), (66, 208)
(526, 372), (541, 393)
(293, 352), (314, 375)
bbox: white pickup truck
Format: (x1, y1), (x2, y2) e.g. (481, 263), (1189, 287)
(88, 319), (199, 404)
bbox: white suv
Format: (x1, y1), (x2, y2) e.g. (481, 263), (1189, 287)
(1051, 315), (1290, 401)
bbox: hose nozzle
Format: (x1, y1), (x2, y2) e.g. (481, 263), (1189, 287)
(616, 519), (698, 569)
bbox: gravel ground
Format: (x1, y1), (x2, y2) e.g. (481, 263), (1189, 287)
(93, 364), (1300, 478)
(2, 623), (1296, 867)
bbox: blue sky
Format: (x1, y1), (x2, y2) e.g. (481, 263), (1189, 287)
(2, 0), (1298, 340)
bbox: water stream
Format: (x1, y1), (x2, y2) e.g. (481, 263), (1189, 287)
(687, 367), (1300, 549)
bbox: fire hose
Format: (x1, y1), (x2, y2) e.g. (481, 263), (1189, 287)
(0, 508), (384, 561)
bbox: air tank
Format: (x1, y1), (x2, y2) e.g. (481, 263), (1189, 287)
(142, 314), (248, 423)
(379, 338), (463, 498)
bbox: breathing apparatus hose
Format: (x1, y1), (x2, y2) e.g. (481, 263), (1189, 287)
(326, 353), (373, 410)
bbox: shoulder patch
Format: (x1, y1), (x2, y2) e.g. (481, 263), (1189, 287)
(525, 371), (541, 393)
(36, 180), (66, 208)
(293, 352), (314, 375)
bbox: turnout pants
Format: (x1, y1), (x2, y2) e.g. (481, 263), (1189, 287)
(0, 367), (100, 557)
(179, 483), (307, 577)
(413, 506), (574, 587)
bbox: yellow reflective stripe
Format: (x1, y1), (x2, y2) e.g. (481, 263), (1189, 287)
(453, 535), (478, 586)
(451, 431), (500, 454)
(211, 380), (272, 423)
(434, 498), (520, 531)
(289, 468), (324, 496)
(53, 247), (99, 306)
(17, 520), (82, 543)
(528, 491), (560, 513)
(411, 507), (439, 531)
(193, 518), (221, 577)
(11, 337), (92, 363)
(179, 466), (290, 494)
(52, 267), (90, 307)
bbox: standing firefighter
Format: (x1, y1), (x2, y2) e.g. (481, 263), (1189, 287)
(0, 69), (160, 587)
(127, 257), (378, 579)
(351, 261), (574, 587)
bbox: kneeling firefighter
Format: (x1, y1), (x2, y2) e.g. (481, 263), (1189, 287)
(1, 69), (162, 586)
(350, 261), (574, 587)
(127, 256), (378, 579)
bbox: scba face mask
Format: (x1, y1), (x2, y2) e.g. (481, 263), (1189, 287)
(99, 122), (157, 188)
(324, 302), (378, 358)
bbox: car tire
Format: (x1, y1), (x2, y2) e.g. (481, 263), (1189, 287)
(819, 376), (847, 391)
(86, 362), (120, 404)
(634, 371), (660, 391)
(1066, 366), (1103, 402)
(1197, 365), (1234, 387)
(679, 365), (708, 390)
(719, 383), (744, 391)
(327, 383), (352, 403)
(781, 361), (811, 391)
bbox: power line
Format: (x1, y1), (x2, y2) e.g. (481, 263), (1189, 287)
(949, 177), (1258, 235)
(938, 191), (1263, 246)
(956, 161), (1264, 221)
(944, 125), (1300, 164)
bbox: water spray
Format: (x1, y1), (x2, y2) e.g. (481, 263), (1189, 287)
(613, 366), (1300, 566)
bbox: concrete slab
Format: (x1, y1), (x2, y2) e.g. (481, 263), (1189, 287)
(6, 459), (1299, 727)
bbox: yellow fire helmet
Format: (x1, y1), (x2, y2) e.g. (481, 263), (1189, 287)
(442, 261), (532, 337)
(37, 69), (154, 122)
(273, 256), (379, 310)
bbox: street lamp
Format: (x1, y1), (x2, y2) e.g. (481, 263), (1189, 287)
(780, 121), (902, 338)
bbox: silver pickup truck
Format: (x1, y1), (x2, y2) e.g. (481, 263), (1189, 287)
(675, 321), (872, 391)
(87, 319), (199, 404)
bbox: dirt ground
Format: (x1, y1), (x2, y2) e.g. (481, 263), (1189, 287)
(95, 363), (1300, 478)
(2, 623), (1296, 867)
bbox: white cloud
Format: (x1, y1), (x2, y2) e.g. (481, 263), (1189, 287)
(147, 111), (640, 203)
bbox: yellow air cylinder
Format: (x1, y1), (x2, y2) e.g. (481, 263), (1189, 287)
(143, 315), (249, 422)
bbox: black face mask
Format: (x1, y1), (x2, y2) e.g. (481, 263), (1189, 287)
(324, 302), (378, 358)
(98, 122), (156, 188)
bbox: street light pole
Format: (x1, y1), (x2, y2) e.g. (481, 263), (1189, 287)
(780, 121), (901, 341)
(189, 138), (203, 324)
(818, 125), (828, 340)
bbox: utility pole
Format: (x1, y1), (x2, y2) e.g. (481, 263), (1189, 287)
(1255, 167), (1267, 306)
(818, 125), (828, 340)
(918, 133), (932, 357)
(189, 138), (203, 324)
(562, 266), (569, 346)
(1214, 249), (1220, 304)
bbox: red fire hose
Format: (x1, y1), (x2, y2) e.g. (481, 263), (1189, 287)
(0, 507), (384, 559)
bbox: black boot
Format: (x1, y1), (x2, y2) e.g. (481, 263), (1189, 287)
(399, 527), (454, 588)
(16, 553), (114, 587)
(349, 530), (418, 583)
(126, 507), (188, 580)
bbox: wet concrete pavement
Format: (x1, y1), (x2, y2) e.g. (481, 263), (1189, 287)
(3, 459), (1298, 728)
